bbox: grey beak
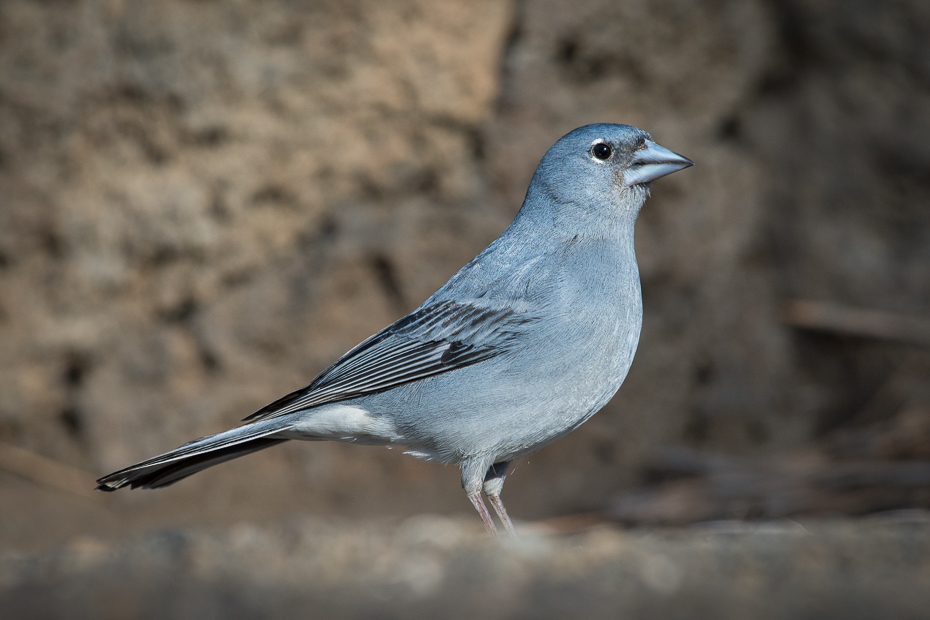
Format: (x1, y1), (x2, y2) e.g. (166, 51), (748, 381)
(622, 140), (694, 187)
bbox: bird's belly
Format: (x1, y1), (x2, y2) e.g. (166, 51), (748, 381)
(359, 313), (642, 464)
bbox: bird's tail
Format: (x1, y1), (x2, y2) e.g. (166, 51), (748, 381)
(95, 419), (292, 491)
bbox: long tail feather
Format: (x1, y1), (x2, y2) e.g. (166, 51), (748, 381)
(95, 420), (292, 491)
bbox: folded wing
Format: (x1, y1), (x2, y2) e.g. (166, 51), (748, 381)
(243, 300), (534, 422)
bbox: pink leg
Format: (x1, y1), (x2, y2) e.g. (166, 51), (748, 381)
(468, 492), (498, 536)
(487, 494), (516, 536)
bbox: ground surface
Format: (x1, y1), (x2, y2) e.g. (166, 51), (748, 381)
(3, 513), (930, 619)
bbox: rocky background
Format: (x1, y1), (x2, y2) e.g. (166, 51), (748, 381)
(1, 0), (929, 617)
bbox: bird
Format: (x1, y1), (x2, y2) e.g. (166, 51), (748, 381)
(96, 124), (693, 535)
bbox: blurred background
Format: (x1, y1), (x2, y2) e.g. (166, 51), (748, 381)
(1, 0), (929, 617)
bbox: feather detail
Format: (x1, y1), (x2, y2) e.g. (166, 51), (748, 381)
(243, 301), (533, 422)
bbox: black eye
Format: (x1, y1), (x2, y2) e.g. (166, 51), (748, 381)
(592, 143), (612, 160)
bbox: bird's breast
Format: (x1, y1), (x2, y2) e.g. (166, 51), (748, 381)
(566, 246), (641, 390)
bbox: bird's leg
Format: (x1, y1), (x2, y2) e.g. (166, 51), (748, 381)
(467, 491), (498, 536)
(486, 494), (515, 536)
(483, 461), (516, 536)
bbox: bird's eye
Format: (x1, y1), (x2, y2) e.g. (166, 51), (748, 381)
(592, 143), (612, 160)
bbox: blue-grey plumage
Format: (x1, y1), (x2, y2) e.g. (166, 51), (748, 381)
(96, 124), (694, 535)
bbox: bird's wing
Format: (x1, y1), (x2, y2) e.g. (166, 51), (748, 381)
(242, 300), (534, 422)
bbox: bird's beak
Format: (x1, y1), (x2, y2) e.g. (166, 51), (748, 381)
(622, 140), (694, 187)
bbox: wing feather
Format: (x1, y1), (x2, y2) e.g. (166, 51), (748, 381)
(242, 301), (532, 422)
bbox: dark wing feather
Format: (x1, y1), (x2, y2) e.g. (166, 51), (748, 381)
(242, 300), (533, 422)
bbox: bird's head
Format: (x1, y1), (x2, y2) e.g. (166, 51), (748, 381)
(520, 124), (693, 235)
